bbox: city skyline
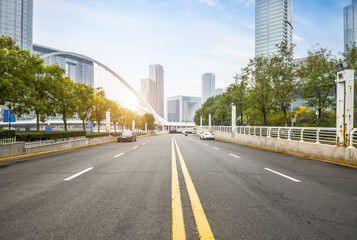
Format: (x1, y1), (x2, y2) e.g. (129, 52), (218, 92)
(27, 0), (350, 97)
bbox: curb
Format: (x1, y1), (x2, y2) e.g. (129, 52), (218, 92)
(214, 137), (357, 168)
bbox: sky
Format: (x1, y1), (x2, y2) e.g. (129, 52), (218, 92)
(33, 0), (351, 99)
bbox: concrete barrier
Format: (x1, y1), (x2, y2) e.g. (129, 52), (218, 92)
(198, 128), (357, 166)
(0, 142), (25, 157)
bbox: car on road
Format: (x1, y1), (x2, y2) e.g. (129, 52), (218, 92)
(200, 131), (215, 140)
(117, 130), (137, 142)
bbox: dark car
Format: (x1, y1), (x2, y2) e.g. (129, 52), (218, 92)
(117, 130), (136, 142)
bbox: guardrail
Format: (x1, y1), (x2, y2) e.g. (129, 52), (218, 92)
(25, 136), (86, 148)
(0, 137), (16, 145)
(201, 126), (357, 148)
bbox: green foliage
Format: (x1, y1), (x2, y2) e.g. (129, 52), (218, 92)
(0, 130), (16, 138)
(85, 132), (109, 138)
(15, 131), (85, 141)
(75, 82), (95, 131)
(143, 113), (156, 130)
(296, 46), (337, 118)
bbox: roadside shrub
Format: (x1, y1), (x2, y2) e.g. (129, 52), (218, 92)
(15, 131), (86, 141)
(0, 129), (16, 139)
(86, 132), (109, 138)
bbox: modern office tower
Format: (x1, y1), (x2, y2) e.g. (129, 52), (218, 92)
(201, 73), (215, 103)
(0, 0), (33, 51)
(33, 44), (94, 87)
(166, 96), (202, 122)
(139, 78), (156, 111)
(149, 64), (164, 118)
(344, 0), (357, 50)
(255, 0), (293, 56)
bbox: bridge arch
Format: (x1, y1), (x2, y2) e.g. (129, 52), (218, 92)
(41, 51), (166, 123)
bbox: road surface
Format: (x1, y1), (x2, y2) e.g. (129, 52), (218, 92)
(0, 134), (356, 239)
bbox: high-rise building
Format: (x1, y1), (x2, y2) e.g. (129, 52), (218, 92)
(201, 73), (215, 103)
(33, 44), (94, 87)
(255, 0), (293, 56)
(139, 78), (156, 111)
(0, 0), (33, 51)
(344, 0), (357, 50)
(166, 96), (201, 122)
(149, 64), (164, 118)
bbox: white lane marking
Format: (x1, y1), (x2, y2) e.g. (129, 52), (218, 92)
(142, 143), (146, 145)
(147, 140), (150, 143)
(204, 143), (208, 146)
(229, 153), (241, 159)
(64, 167), (93, 181)
(114, 153), (125, 158)
(132, 146), (138, 149)
(264, 168), (301, 183)
(212, 147), (219, 150)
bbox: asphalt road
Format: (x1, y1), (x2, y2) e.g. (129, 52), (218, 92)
(0, 134), (356, 240)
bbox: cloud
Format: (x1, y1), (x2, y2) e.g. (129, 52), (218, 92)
(294, 34), (305, 42)
(197, 0), (218, 7)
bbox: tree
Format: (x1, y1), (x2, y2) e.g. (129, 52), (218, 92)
(296, 46), (337, 118)
(108, 100), (122, 133)
(75, 82), (95, 132)
(0, 36), (39, 106)
(90, 88), (109, 132)
(231, 73), (249, 125)
(52, 76), (78, 131)
(18, 64), (64, 131)
(246, 56), (274, 125)
(143, 113), (156, 131)
(269, 42), (297, 126)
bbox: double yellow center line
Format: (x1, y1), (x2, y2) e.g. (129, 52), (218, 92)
(171, 137), (215, 240)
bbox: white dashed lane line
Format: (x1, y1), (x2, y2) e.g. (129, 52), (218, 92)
(64, 167), (93, 181)
(229, 153), (240, 159)
(264, 168), (301, 183)
(132, 146), (138, 149)
(142, 143), (146, 145)
(212, 147), (219, 150)
(114, 153), (125, 158)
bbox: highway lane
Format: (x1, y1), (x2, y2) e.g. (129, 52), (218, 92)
(0, 134), (356, 239)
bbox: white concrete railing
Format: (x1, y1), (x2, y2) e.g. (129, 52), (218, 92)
(25, 136), (86, 148)
(202, 126), (357, 148)
(0, 137), (16, 145)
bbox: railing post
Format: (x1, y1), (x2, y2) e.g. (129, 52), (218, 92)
(288, 128), (292, 140)
(347, 128), (355, 148)
(277, 127), (281, 139)
(254, 127), (256, 136)
(316, 128), (321, 144)
(267, 127), (271, 138)
(300, 128), (305, 142)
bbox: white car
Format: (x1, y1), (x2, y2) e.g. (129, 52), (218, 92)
(200, 131), (215, 140)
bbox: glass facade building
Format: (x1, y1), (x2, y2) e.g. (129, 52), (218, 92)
(149, 64), (164, 118)
(255, 0), (293, 56)
(33, 44), (94, 87)
(344, 0), (357, 51)
(166, 96), (201, 122)
(201, 73), (215, 103)
(0, 0), (33, 51)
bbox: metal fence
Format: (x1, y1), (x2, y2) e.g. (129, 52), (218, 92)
(0, 137), (16, 145)
(201, 126), (357, 148)
(25, 136), (86, 148)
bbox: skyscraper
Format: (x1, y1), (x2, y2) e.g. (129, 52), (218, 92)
(255, 0), (293, 56)
(0, 0), (33, 51)
(149, 64), (164, 118)
(201, 73), (215, 103)
(344, 0), (357, 50)
(139, 78), (156, 111)
(166, 96), (201, 122)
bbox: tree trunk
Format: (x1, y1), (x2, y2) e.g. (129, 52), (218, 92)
(63, 112), (67, 131)
(82, 119), (86, 132)
(36, 110), (40, 131)
(283, 108), (288, 127)
(114, 123), (116, 133)
(262, 108), (267, 126)
(97, 118), (101, 133)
